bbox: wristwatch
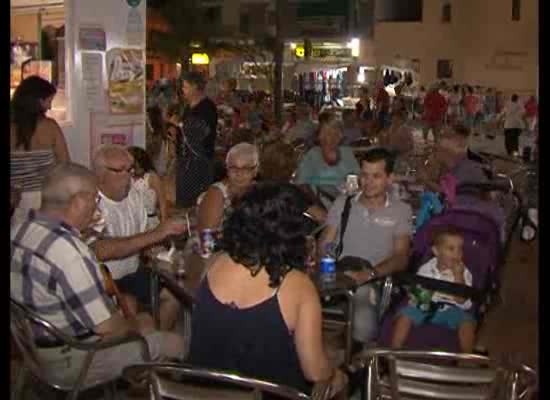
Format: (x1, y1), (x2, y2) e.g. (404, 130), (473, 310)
(367, 268), (379, 280)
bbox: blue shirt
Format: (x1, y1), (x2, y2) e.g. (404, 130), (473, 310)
(295, 146), (360, 188)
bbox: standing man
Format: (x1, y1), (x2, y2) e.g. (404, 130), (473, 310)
(423, 84), (448, 143)
(374, 82), (391, 133)
(177, 72), (218, 208)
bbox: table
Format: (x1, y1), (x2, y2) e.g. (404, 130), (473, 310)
(312, 272), (358, 365)
(148, 251), (209, 329)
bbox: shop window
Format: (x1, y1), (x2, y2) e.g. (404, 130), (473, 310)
(11, 6), (71, 125)
(240, 13), (250, 35)
(205, 7), (221, 25)
(512, 0), (521, 21)
(437, 59), (453, 79)
(442, 4), (452, 23)
(267, 10), (276, 26)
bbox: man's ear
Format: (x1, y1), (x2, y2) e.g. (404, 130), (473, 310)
(431, 245), (439, 257)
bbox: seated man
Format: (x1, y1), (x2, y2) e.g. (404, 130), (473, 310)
(295, 119), (360, 208)
(92, 145), (186, 330)
(10, 162), (184, 386)
(417, 123), (489, 194)
(319, 148), (412, 348)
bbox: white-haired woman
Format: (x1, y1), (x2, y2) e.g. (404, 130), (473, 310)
(197, 142), (259, 232)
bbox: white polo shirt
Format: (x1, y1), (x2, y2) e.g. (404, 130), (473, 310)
(98, 187), (148, 280)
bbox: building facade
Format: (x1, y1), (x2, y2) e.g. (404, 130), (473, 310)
(373, 0), (538, 95)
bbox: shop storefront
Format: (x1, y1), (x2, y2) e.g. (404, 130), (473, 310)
(11, 0), (69, 123)
(11, 0), (147, 166)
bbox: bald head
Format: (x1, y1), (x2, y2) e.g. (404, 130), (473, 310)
(41, 162), (97, 209)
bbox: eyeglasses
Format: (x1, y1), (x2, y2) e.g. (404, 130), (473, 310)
(227, 165), (257, 174)
(105, 165), (135, 175)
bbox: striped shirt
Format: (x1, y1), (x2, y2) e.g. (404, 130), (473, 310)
(10, 150), (56, 191)
(11, 210), (114, 341)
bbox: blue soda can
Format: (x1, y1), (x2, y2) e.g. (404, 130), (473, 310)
(200, 229), (216, 259)
(320, 256), (336, 283)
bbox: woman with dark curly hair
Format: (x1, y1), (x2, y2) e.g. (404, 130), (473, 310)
(188, 183), (347, 396)
(11, 76), (70, 225)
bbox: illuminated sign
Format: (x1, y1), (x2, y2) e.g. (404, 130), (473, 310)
(295, 46), (305, 58)
(191, 53), (210, 65)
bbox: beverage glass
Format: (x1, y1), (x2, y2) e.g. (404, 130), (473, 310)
(305, 235), (317, 275)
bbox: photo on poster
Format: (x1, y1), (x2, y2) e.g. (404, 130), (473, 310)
(106, 48), (145, 114)
(79, 26), (107, 51)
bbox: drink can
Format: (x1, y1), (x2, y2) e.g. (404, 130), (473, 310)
(200, 229), (216, 259)
(320, 256), (336, 283)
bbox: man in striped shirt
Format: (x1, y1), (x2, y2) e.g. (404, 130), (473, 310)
(11, 162), (184, 386)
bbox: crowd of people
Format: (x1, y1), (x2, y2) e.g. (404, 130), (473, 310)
(10, 72), (537, 398)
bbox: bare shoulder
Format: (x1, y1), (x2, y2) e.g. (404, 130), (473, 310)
(202, 184), (225, 204)
(281, 269), (318, 300)
(38, 117), (63, 131)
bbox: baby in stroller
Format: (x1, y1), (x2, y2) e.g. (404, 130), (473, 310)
(390, 226), (476, 353)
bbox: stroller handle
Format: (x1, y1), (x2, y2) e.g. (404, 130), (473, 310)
(392, 272), (485, 303)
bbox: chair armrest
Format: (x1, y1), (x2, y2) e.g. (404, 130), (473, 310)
(69, 332), (152, 361)
(311, 380), (332, 400)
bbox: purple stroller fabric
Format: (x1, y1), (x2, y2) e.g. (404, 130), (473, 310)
(379, 209), (501, 351)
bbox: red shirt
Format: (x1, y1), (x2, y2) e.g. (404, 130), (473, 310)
(525, 98), (538, 118)
(423, 91), (448, 123)
(463, 95), (479, 115)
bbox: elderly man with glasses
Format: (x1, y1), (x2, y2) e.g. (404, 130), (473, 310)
(11, 162), (185, 386)
(91, 145), (186, 331)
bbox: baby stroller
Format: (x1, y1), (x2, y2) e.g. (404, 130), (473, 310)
(377, 207), (503, 352)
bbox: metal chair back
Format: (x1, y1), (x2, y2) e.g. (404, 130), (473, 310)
(10, 298), (151, 400)
(123, 362), (332, 400)
(354, 349), (537, 400)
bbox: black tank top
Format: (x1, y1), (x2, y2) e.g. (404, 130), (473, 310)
(187, 276), (310, 394)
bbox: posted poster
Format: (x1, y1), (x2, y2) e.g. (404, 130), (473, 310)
(79, 26), (107, 51)
(126, 7), (144, 46)
(106, 48), (145, 114)
(90, 112), (136, 161)
(81, 52), (105, 111)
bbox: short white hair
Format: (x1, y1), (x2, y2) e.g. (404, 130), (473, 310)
(92, 144), (131, 172)
(41, 162), (96, 208)
(225, 142), (260, 167)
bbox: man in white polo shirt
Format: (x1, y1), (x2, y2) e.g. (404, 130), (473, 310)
(92, 145), (186, 330)
(319, 147), (412, 348)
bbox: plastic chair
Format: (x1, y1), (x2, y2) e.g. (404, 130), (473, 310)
(122, 362), (333, 400)
(351, 349), (537, 400)
(10, 298), (151, 400)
